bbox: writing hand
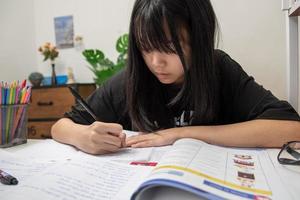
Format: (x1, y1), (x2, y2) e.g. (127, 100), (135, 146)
(77, 122), (126, 155)
(126, 128), (180, 148)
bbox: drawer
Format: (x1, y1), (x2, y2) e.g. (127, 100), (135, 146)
(29, 87), (75, 119)
(28, 121), (56, 139)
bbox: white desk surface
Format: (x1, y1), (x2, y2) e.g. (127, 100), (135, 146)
(1, 139), (300, 200)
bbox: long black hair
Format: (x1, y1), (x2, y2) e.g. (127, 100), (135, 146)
(126, 0), (220, 131)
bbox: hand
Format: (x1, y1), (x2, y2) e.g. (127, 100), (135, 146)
(76, 121), (125, 155)
(126, 128), (181, 148)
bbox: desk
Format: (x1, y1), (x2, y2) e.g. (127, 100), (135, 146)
(1, 140), (300, 200)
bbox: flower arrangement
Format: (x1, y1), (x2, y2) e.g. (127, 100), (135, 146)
(38, 42), (59, 85)
(38, 42), (59, 62)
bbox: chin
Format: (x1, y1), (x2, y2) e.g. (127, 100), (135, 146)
(158, 79), (175, 84)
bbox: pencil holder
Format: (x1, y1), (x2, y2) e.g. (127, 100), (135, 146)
(0, 104), (28, 148)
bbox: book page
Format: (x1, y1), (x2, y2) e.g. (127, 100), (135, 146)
(266, 149), (300, 200)
(133, 138), (292, 200)
(1, 156), (153, 200)
(4, 139), (78, 162)
(5, 134), (152, 163)
(0, 150), (59, 192)
(75, 146), (153, 162)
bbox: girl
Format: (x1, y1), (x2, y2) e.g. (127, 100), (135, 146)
(51, 0), (300, 155)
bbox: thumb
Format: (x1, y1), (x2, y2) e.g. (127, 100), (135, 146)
(118, 132), (126, 147)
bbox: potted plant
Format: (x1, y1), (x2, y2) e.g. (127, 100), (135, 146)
(38, 42), (59, 85)
(82, 34), (128, 85)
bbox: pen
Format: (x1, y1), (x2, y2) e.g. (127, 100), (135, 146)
(0, 169), (18, 185)
(68, 86), (98, 122)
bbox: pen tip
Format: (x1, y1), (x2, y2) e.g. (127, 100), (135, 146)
(11, 179), (18, 185)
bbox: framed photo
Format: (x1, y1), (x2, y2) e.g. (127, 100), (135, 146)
(54, 15), (74, 49)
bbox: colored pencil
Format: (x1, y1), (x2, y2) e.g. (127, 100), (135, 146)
(11, 106), (24, 139)
(5, 105), (12, 143)
(24, 87), (31, 104)
(1, 107), (5, 144)
(0, 80), (31, 146)
(0, 105), (2, 144)
(14, 106), (27, 140)
(0, 82), (2, 105)
(21, 80), (26, 89)
(1, 83), (4, 105)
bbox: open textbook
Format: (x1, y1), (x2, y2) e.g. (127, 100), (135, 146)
(0, 138), (293, 200)
(131, 138), (291, 200)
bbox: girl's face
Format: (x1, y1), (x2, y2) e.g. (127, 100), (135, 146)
(141, 27), (190, 86)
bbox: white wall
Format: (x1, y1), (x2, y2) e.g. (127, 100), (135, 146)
(34, 0), (135, 83)
(212, 0), (287, 100)
(0, 0), (36, 82)
(0, 0), (295, 101)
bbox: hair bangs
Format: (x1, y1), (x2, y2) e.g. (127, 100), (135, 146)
(133, 7), (176, 54)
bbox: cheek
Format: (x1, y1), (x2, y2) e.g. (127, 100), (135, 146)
(170, 56), (184, 73)
(142, 55), (153, 70)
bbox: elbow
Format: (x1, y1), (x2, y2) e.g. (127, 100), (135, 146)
(50, 119), (60, 139)
(50, 118), (68, 140)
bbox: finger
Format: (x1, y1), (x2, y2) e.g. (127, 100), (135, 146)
(92, 133), (122, 147)
(131, 140), (154, 148)
(93, 122), (123, 136)
(126, 135), (152, 146)
(102, 134), (123, 147)
(86, 143), (120, 155)
(97, 142), (120, 153)
(119, 132), (126, 147)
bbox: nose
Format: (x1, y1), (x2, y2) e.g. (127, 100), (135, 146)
(149, 51), (166, 67)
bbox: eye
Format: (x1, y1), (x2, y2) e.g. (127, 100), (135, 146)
(141, 51), (150, 57)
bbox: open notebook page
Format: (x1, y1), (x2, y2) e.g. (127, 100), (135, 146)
(1, 156), (153, 200)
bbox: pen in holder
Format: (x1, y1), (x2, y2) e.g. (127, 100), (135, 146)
(0, 80), (31, 148)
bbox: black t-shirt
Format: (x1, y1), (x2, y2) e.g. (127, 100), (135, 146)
(65, 50), (300, 130)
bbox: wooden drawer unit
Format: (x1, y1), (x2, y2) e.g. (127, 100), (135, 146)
(28, 83), (96, 139)
(28, 121), (56, 139)
(29, 87), (74, 119)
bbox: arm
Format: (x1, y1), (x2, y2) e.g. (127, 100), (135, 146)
(126, 119), (300, 148)
(51, 118), (126, 155)
(52, 71), (129, 155)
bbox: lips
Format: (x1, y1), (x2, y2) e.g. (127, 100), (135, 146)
(156, 73), (170, 78)
(155, 72), (169, 76)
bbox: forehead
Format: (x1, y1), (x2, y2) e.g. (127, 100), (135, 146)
(133, 15), (189, 53)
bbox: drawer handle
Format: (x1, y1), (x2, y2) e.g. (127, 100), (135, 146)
(28, 126), (37, 136)
(37, 101), (53, 106)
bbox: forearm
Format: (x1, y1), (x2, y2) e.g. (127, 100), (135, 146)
(177, 119), (300, 148)
(51, 118), (125, 154)
(51, 118), (87, 148)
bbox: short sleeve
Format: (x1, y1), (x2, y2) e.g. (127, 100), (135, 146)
(64, 70), (131, 128)
(218, 52), (300, 122)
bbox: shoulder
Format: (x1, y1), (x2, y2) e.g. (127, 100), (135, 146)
(214, 49), (228, 62)
(97, 69), (126, 96)
(104, 69), (126, 89)
(88, 69), (126, 107)
(214, 49), (248, 81)
(214, 49), (243, 71)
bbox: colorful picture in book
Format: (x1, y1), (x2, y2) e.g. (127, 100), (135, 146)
(54, 15), (74, 49)
(237, 171), (255, 188)
(233, 159), (254, 166)
(234, 154), (252, 160)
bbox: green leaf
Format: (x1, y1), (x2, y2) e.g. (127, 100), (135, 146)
(116, 34), (129, 54)
(83, 33), (128, 85)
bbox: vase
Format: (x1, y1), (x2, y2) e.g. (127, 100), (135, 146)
(51, 63), (57, 85)
(28, 72), (44, 87)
